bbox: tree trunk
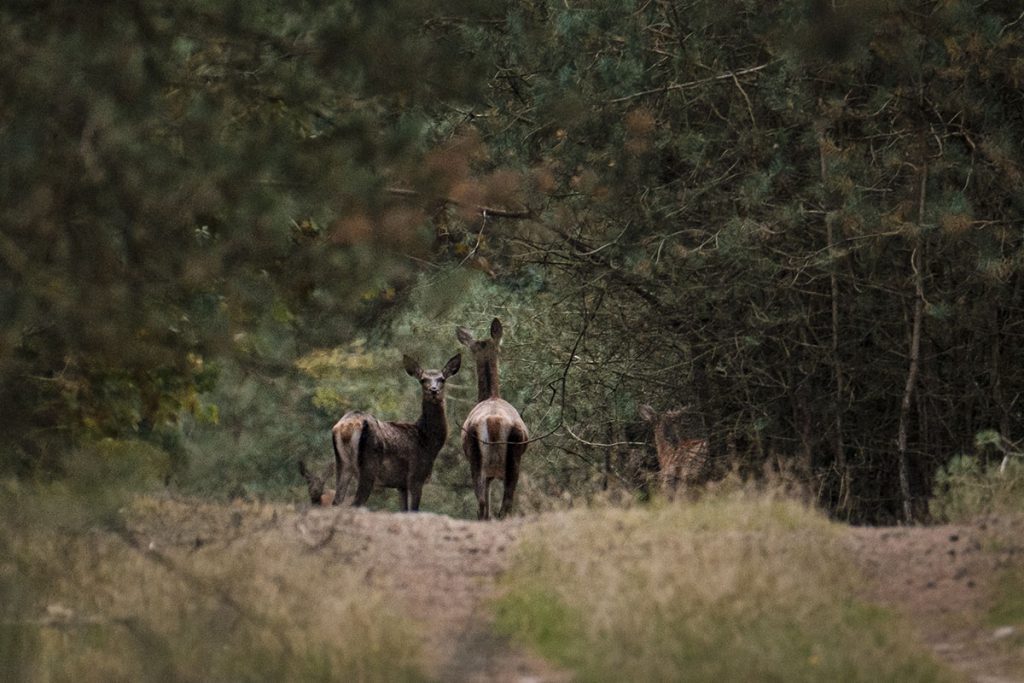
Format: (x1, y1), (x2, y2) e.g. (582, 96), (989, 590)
(820, 135), (850, 516)
(897, 164), (927, 523)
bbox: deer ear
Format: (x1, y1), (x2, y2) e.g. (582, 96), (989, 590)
(442, 353), (462, 378)
(403, 355), (423, 378)
(638, 404), (657, 423)
(489, 318), (503, 342)
(456, 326), (475, 348)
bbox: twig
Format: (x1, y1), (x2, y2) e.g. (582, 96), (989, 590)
(609, 61), (775, 104)
(386, 187), (533, 219)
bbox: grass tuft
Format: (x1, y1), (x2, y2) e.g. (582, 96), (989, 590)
(495, 492), (954, 682)
(1, 482), (426, 683)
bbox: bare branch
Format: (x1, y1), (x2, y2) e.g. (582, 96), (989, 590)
(386, 187), (533, 219)
(609, 61), (776, 104)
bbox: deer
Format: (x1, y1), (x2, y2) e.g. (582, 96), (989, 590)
(331, 353), (461, 512)
(638, 404), (711, 499)
(298, 460), (336, 506)
(457, 318), (529, 520)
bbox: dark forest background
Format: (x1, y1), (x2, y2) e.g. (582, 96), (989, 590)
(3, 0), (1024, 523)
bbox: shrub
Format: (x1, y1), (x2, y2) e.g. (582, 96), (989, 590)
(930, 435), (1024, 522)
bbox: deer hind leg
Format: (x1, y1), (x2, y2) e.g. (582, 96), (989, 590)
(498, 433), (527, 518)
(351, 423), (378, 507)
(331, 430), (345, 507)
(397, 487), (409, 512)
(332, 420), (364, 506)
(480, 476), (494, 521)
(464, 428), (489, 520)
(352, 465), (376, 507)
(408, 481), (424, 512)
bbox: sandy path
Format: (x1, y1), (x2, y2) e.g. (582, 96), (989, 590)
(292, 507), (569, 683)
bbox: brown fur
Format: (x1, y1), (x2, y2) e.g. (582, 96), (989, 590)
(457, 319), (529, 520)
(638, 405), (711, 498)
(331, 354), (461, 512)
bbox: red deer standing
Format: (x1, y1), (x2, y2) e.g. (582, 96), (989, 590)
(457, 319), (528, 520)
(331, 354), (461, 511)
(638, 404), (711, 498)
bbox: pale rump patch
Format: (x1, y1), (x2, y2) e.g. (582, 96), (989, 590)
(481, 415), (509, 479)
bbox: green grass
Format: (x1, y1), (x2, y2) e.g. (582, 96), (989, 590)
(989, 568), (1024, 627)
(495, 493), (955, 683)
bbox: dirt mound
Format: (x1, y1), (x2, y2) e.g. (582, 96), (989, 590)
(845, 516), (1024, 682)
(129, 498), (1021, 682)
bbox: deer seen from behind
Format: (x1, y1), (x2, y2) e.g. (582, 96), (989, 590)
(638, 404), (711, 499)
(457, 318), (529, 520)
(331, 353), (461, 512)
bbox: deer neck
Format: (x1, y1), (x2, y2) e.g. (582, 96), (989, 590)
(417, 397), (448, 453)
(475, 353), (500, 402)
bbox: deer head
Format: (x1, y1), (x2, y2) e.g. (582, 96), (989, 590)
(456, 318), (503, 401)
(298, 460), (335, 506)
(404, 353), (461, 404)
(456, 317), (502, 354)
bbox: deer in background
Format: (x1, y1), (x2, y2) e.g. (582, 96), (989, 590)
(638, 404), (711, 499)
(457, 318), (529, 520)
(331, 354), (461, 512)
(298, 460), (336, 506)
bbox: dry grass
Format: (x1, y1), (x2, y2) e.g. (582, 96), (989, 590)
(495, 492), (956, 682)
(1, 485), (425, 683)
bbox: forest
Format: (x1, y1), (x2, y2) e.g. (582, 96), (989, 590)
(4, 0), (1022, 520)
(2, 2), (1024, 679)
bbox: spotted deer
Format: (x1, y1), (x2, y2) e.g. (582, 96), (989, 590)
(638, 404), (711, 498)
(298, 460), (336, 506)
(457, 318), (528, 520)
(331, 354), (461, 512)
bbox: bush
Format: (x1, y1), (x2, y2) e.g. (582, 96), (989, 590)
(930, 439), (1024, 522)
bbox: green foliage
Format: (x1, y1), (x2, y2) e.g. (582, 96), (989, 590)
(6, 0), (1024, 520)
(0, 0), (497, 477)
(446, 0), (1024, 520)
(930, 452), (1024, 522)
(495, 496), (953, 682)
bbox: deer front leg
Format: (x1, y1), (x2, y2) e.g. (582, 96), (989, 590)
(397, 486), (409, 512)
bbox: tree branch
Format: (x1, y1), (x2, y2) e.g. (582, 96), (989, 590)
(608, 61), (776, 104)
(385, 187), (534, 219)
